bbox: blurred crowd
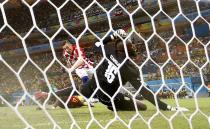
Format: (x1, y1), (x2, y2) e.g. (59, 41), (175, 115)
(1, 35), (209, 97)
(142, 35), (210, 82)
(157, 87), (190, 99)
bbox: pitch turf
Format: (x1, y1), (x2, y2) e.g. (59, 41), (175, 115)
(0, 98), (210, 129)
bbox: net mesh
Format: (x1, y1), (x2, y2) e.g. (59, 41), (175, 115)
(0, 0), (210, 129)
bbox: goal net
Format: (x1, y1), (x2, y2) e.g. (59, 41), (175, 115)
(0, 0), (210, 129)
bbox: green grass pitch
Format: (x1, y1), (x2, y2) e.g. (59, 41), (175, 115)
(0, 98), (210, 129)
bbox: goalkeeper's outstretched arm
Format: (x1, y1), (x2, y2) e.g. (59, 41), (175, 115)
(95, 29), (129, 47)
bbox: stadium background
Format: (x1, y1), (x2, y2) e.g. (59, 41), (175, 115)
(0, 0), (209, 107)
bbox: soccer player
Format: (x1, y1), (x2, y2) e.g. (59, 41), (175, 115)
(63, 40), (94, 85)
(63, 40), (98, 106)
(36, 29), (188, 111)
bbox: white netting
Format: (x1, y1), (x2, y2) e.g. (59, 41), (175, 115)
(0, 0), (210, 129)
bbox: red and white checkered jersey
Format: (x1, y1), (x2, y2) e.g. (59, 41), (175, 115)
(63, 45), (93, 69)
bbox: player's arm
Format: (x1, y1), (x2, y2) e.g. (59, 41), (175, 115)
(105, 29), (127, 44)
(68, 49), (86, 72)
(95, 29), (128, 47)
(70, 57), (84, 71)
(63, 51), (72, 68)
(63, 48), (86, 72)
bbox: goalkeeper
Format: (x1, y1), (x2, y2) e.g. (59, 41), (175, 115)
(36, 29), (188, 111)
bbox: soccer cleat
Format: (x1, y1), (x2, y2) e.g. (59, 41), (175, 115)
(177, 107), (189, 112)
(167, 105), (189, 112)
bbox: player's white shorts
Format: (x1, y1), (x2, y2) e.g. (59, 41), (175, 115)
(75, 68), (94, 78)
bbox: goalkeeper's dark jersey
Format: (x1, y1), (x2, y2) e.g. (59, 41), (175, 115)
(84, 38), (141, 106)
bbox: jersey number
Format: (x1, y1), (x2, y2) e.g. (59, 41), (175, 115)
(105, 61), (117, 83)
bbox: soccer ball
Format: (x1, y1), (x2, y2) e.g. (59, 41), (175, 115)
(68, 96), (84, 108)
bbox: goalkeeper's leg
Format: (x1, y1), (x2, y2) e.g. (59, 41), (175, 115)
(120, 61), (188, 111)
(139, 86), (168, 110)
(108, 93), (147, 111)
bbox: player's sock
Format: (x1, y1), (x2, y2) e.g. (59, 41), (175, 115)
(82, 76), (89, 85)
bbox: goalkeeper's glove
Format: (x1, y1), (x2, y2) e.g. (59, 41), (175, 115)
(111, 29), (127, 39)
(95, 41), (103, 47)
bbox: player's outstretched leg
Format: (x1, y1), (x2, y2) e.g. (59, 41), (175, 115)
(107, 93), (147, 111)
(139, 86), (189, 111)
(120, 61), (189, 112)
